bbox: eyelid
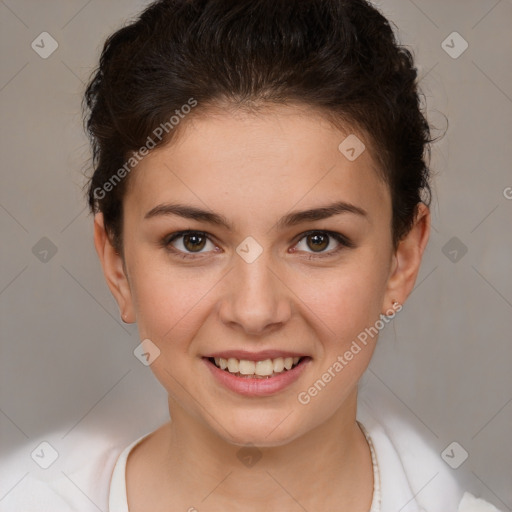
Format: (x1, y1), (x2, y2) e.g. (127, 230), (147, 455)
(293, 230), (355, 256)
(164, 230), (219, 259)
(162, 229), (354, 259)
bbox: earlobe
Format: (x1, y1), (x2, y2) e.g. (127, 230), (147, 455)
(382, 203), (431, 314)
(93, 213), (136, 323)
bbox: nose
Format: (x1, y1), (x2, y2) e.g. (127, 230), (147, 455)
(217, 251), (292, 336)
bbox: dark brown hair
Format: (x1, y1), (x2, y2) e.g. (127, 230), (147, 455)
(84, 0), (432, 252)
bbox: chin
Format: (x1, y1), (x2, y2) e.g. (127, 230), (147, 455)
(212, 412), (306, 448)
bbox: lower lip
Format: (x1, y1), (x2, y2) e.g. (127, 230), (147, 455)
(203, 357), (311, 397)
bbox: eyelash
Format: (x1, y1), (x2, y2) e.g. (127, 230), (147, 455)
(162, 230), (354, 260)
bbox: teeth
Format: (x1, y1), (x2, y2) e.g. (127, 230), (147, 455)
(255, 359), (274, 376)
(272, 357), (284, 373)
(239, 360), (256, 375)
(211, 355), (303, 376)
(227, 358), (239, 373)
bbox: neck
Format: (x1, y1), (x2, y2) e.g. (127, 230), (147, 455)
(151, 390), (374, 510)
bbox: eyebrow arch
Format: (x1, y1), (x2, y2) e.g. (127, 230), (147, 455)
(276, 201), (368, 229)
(144, 203), (232, 228)
(144, 201), (368, 230)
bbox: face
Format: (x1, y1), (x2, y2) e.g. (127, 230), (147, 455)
(96, 104), (427, 447)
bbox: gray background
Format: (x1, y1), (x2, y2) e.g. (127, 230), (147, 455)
(1, 0), (511, 508)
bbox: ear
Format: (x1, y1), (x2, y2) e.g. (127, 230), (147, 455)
(382, 203), (431, 314)
(93, 213), (136, 323)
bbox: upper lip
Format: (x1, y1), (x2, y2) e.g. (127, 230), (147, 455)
(203, 350), (309, 361)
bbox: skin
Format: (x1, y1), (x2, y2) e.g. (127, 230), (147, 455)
(94, 103), (430, 511)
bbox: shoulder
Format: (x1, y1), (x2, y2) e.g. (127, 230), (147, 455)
(0, 430), (127, 512)
(357, 379), (503, 512)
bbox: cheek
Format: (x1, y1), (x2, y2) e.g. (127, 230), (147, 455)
(128, 264), (214, 397)
(291, 264), (385, 416)
(291, 259), (389, 345)
(126, 251), (210, 342)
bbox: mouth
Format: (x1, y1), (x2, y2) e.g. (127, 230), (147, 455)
(206, 355), (308, 379)
(204, 354), (311, 397)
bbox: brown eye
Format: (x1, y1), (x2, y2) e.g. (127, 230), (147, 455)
(306, 232), (329, 252)
(294, 230), (353, 257)
(164, 231), (216, 256)
(183, 233), (207, 252)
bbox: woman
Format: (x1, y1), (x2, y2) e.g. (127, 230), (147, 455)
(1, 0), (502, 510)
(87, 1), (502, 510)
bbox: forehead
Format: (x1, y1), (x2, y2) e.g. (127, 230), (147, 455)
(124, 105), (391, 224)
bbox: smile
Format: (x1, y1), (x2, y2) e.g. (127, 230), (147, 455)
(209, 356), (303, 378)
(203, 353), (311, 397)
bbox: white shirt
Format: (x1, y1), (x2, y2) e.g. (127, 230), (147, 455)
(0, 392), (503, 512)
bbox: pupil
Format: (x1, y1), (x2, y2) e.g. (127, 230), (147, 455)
(184, 234), (205, 252)
(308, 233), (328, 252)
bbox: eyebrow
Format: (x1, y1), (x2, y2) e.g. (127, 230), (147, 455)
(144, 201), (368, 229)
